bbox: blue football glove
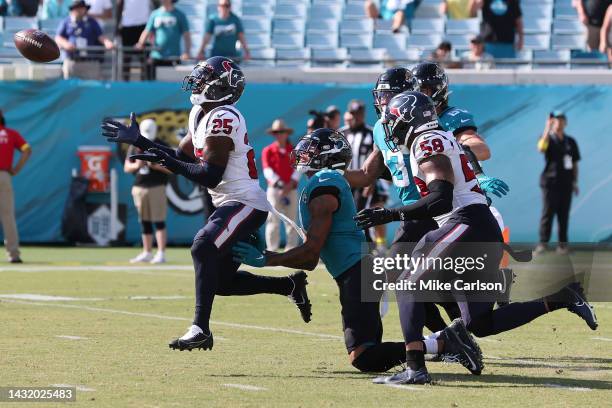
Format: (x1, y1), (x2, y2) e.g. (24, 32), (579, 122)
(477, 175), (509, 198)
(232, 241), (267, 267)
(101, 112), (142, 146)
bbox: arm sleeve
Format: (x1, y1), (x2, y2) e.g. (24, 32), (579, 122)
(235, 16), (244, 33)
(145, 13), (155, 32)
(12, 131), (28, 151)
(392, 179), (454, 220)
(57, 19), (68, 38)
(93, 20), (103, 38)
(179, 11), (189, 33)
(205, 17), (214, 34)
(163, 155), (225, 188)
(572, 139), (581, 161)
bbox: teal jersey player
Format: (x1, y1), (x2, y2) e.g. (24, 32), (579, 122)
(298, 169), (364, 278)
(372, 120), (421, 205)
(438, 106), (477, 135)
(234, 128), (409, 374)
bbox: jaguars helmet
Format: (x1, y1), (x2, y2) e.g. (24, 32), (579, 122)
(290, 128), (352, 174)
(372, 67), (417, 117)
(182, 56), (245, 106)
(382, 91), (440, 152)
(411, 62), (449, 108)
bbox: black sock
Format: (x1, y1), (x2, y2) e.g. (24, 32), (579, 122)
(221, 270), (293, 296)
(192, 241), (220, 334)
(405, 349), (426, 371)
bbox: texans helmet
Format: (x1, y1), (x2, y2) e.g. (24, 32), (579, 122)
(411, 62), (449, 108)
(372, 67), (417, 117)
(291, 128), (352, 173)
(182, 56), (245, 106)
(382, 91), (440, 152)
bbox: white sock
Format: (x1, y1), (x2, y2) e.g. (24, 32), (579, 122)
(423, 338), (439, 355)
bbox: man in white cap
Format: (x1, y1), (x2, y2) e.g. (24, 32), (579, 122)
(261, 119), (300, 251)
(124, 118), (171, 263)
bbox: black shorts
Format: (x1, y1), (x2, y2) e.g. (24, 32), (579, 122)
(335, 258), (383, 353)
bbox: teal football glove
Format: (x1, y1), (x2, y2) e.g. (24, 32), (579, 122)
(232, 241), (267, 267)
(477, 175), (509, 198)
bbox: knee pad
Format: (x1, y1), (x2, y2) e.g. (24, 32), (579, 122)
(141, 221), (153, 234)
(154, 221), (166, 230)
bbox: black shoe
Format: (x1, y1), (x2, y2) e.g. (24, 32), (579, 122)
(169, 325), (214, 351)
(440, 318), (484, 375)
(288, 271), (312, 323)
(372, 367), (432, 385)
(563, 282), (598, 330)
(9, 257), (23, 263)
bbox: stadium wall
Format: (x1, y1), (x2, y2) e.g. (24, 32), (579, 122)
(0, 80), (610, 244)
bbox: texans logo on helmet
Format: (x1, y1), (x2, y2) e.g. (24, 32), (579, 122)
(222, 60), (244, 88)
(389, 94), (417, 124)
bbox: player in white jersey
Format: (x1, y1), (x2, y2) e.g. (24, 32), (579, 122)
(355, 92), (597, 385)
(101, 57), (312, 352)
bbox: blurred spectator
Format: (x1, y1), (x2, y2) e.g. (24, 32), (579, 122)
(365, 0), (422, 33)
(55, 0), (114, 80)
(429, 41), (462, 68)
(440, 0), (478, 19)
(136, 0), (190, 80)
(600, 4), (612, 61)
(306, 110), (326, 134)
(124, 119), (171, 264)
(86, 0), (112, 28)
(324, 105), (341, 130)
(535, 111), (580, 255)
(40, 0), (71, 19)
(197, 0), (250, 61)
(4, 0), (39, 16)
(0, 109), (31, 263)
(574, 0), (612, 51)
(116, 0), (151, 80)
(461, 35), (495, 69)
(262, 119), (300, 251)
(340, 100), (388, 251)
(475, 0), (523, 59)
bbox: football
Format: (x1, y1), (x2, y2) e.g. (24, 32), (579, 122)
(13, 29), (60, 63)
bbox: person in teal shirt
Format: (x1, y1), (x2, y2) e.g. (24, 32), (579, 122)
(197, 0), (250, 61)
(136, 0), (190, 78)
(40, 0), (71, 19)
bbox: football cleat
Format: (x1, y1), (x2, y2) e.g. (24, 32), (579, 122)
(440, 318), (484, 375)
(372, 367), (432, 385)
(288, 271), (312, 323)
(169, 325), (214, 351)
(563, 282), (598, 330)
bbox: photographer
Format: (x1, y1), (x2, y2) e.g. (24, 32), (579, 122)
(535, 111), (580, 255)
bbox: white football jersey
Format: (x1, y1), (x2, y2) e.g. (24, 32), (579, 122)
(409, 129), (487, 226)
(188, 104), (270, 212)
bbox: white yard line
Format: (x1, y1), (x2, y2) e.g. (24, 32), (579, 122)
(591, 337), (612, 342)
(543, 383), (592, 392)
(0, 299), (343, 340)
(0, 294), (188, 302)
(0, 265), (193, 272)
(51, 384), (96, 392)
(56, 335), (89, 340)
(222, 383), (267, 391)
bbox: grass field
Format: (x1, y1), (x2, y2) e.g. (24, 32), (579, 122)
(1, 247), (611, 407)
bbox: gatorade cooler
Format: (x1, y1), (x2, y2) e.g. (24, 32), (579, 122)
(77, 146), (113, 192)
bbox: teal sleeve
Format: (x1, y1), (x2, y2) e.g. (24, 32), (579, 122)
(179, 11), (189, 33)
(145, 13), (155, 32)
(236, 16), (244, 33)
(205, 17), (214, 34)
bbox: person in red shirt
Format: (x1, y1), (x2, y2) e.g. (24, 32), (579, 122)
(0, 110), (32, 263)
(262, 119), (300, 251)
